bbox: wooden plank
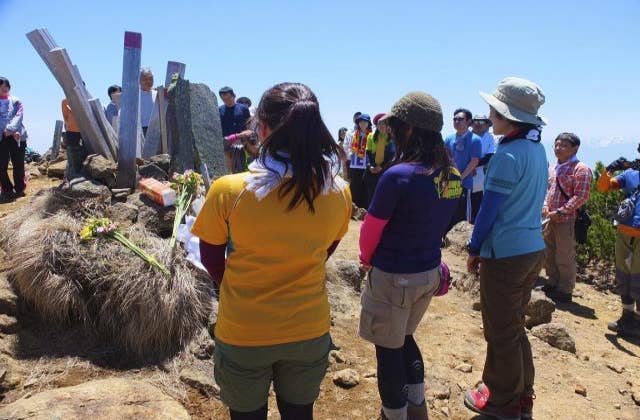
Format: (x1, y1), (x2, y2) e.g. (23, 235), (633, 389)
(51, 120), (63, 159)
(142, 61), (186, 158)
(89, 98), (119, 159)
(46, 48), (100, 155)
(117, 31), (142, 188)
(74, 86), (114, 160)
(27, 29), (114, 161)
(157, 87), (168, 154)
(25, 29), (61, 85)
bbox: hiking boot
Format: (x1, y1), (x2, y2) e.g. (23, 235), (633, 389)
(407, 401), (429, 420)
(464, 385), (521, 420)
(608, 311), (640, 338)
(541, 284), (556, 294)
(548, 289), (572, 304)
(520, 390), (535, 419)
(0, 192), (15, 203)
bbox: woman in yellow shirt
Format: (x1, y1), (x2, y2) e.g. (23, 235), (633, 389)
(192, 82), (351, 420)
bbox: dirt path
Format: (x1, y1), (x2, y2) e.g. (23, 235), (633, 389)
(0, 176), (638, 419)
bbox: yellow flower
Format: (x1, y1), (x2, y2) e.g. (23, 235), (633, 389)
(80, 226), (94, 241)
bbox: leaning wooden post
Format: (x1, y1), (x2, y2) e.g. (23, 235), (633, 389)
(117, 31), (142, 189)
(156, 86), (168, 154)
(51, 120), (63, 159)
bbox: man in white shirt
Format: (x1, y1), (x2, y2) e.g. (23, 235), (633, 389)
(470, 114), (496, 223)
(139, 68), (157, 136)
(342, 111), (361, 180)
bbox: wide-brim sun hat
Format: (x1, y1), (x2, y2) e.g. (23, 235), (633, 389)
(479, 77), (547, 126)
(380, 91), (443, 133)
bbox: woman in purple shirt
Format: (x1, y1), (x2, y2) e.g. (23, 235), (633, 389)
(358, 91), (462, 420)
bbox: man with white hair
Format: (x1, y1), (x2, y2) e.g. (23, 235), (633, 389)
(139, 68), (156, 136)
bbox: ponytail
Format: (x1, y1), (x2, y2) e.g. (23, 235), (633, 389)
(257, 83), (345, 212)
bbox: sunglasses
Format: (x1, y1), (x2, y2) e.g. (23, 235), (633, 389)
(473, 120), (489, 124)
(453, 117), (466, 122)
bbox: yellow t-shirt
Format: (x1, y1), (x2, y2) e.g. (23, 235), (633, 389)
(192, 173), (352, 346)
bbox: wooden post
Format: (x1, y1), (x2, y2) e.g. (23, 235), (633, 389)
(117, 31), (142, 188)
(25, 29), (60, 85)
(51, 120), (63, 159)
(156, 86), (168, 154)
(89, 98), (119, 159)
(26, 28), (115, 161)
(141, 61), (186, 158)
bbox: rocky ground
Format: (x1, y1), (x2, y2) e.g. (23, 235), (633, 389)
(0, 170), (638, 419)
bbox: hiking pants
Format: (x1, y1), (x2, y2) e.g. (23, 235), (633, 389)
(349, 167), (367, 209)
(0, 135), (26, 194)
(480, 251), (544, 408)
(64, 131), (88, 180)
(543, 220), (576, 294)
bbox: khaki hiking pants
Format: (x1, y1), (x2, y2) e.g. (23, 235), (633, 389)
(543, 220), (576, 294)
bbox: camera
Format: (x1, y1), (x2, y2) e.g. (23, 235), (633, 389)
(606, 143), (640, 172)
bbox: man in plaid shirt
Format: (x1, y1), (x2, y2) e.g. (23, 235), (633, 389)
(542, 133), (592, 303)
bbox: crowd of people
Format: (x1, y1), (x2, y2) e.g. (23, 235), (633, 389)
(2, 71), (640, 419)
(191, 76), (640, 420)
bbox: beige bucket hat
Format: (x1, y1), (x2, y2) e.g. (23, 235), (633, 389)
(479, 77), (547, 126)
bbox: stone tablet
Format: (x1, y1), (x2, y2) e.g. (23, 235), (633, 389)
(188, 82), (226, 179)
(167, 77), (195, 173)
(166, 77), (226, 178)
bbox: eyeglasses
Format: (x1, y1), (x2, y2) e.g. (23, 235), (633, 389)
(453, 117), (466, 122)
(473, 120), (489, 124)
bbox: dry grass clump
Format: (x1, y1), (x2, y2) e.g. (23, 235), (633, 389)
(1, 191), (214, 360)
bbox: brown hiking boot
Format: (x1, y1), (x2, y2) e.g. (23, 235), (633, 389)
(407, 401), (429, 420)
(608, 311), (640, 338)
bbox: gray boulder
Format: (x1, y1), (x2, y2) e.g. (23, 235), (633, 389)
(83, 154), (117, 187)
(66, 178), (112, 203)
(525, 290), (556, 328)
(149, 154), (171, 173)
(138, 163), (168, 181)
(531, 322), (576, 353)
(0, 378), (190, 419)
(126, 192), (176, 237)
(105, 202), (139, 224)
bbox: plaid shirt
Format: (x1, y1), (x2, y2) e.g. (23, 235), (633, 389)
(544, 159), (592, 223)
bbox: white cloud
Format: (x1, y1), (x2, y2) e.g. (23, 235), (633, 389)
(581, 136), (635, 148)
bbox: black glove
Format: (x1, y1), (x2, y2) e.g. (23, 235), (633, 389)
(606, 157), (630, 173)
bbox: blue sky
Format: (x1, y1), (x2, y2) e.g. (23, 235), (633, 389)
(4, 0), (640, 167)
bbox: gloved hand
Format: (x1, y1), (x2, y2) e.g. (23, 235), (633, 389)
(606, 157), (630, 173)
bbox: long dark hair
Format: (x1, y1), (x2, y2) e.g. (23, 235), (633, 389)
(256, 82), (345, 212)
(386, 116), (453, 180)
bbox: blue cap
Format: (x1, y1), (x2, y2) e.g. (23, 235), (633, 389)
(356, 114), (371, 123)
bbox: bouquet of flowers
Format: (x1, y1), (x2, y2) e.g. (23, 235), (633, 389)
(80, 217), (170, 276)
(170, 170), (204, 248)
